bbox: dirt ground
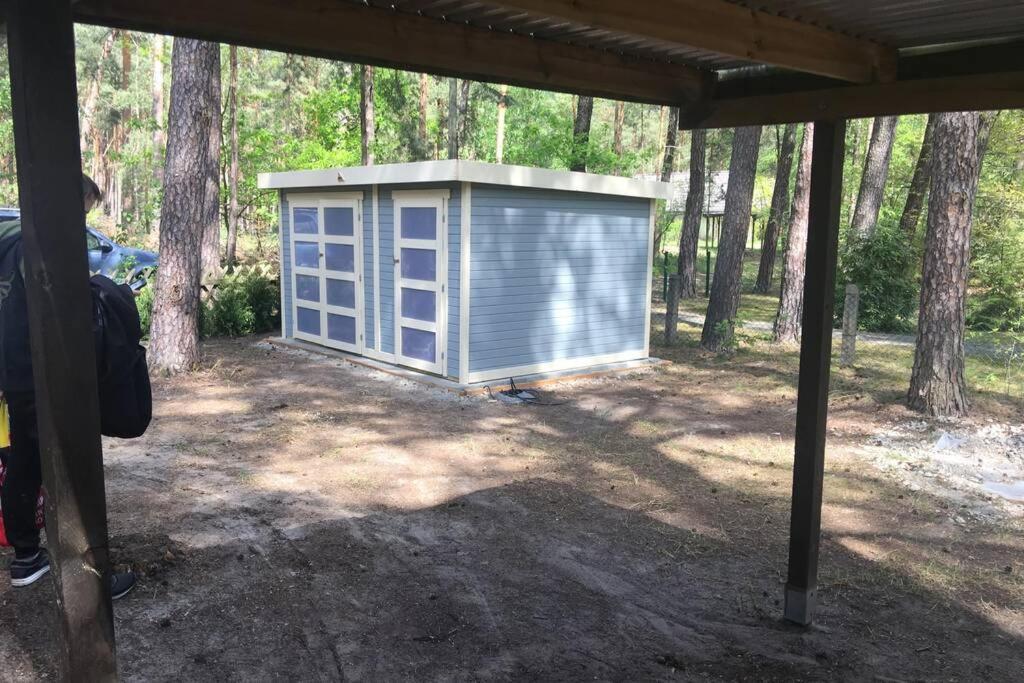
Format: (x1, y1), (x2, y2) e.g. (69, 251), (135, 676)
(1, 336), (1022, 681)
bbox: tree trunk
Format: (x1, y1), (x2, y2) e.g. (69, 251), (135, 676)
(360, 64), (375, 165)
(773, 123), (814, 344)
(225, 45), (240, 267)
(677, 128), (706, 298)
(701, 125), (762, 352)
(151, 34), (165, 184)
(976, 111), (1000, 167)
(754, 123), (798, 293)
(655, 105), (668, 173)
(150, 38), (221, 373)
(79, 30), (115, 157)
(199, 44), (222, 284)
(495, 83), (508, 163)
(418, 73), (429, 149)
(570, 95), (593, 172)
(898, 113), (937, 238)
(458, 79), (472, 158)
(841, 114), (899, 366)
(851, 115), (899, 240)
(653, 106), (680, 258)
(447, 78), (459, 160)
(907, 112), (982, 417)
(613, 101), (625, 157)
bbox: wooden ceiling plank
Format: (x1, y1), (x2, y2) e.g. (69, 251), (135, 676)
(486, 0), (897, 83)
(72, 0), (709, 105)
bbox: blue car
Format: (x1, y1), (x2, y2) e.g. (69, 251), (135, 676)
(0, 207), (157, 285)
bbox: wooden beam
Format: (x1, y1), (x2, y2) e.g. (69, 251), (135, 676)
(487, 0), (895, 83)
(784, 119), (845, 627)
(687, 70), (1024, 129)
(5, 0), (117, 676)
(73, 0), (709, 106)
(685, 41), (1024, 128)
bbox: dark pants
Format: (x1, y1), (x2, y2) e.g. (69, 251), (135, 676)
(1, 390), (41, 554)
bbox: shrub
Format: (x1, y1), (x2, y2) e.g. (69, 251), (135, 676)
(835, 225), (919, 333)
(203, 265), (280, 338)
(137, 282), (155, 338)
(137, 265), (280, 340)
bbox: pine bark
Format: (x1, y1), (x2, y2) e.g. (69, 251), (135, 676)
(677, 128), (705, 298)
(199, 45), (222, 283)
(754, 123), (798, 293)
(907, 112), (982, 417)
(701, 126), (762, 352)
(773, 123), (814, 344)
(570, 95), (594, 172)
(851, 115), (899, 240)
(458, 79), (472, 158)
(899, 113), (937, 237)
(495, 84), (508, 163)
(226, 44), (240, 267)
(150, 39), (221, 373)
(360, 64), (375, 165)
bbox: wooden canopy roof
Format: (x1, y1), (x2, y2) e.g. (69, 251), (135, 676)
(69, 0), (1024, 127)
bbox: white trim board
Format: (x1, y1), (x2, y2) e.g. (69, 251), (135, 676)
(644, 198), (655, 356)
(464, 349), (648, 385)
(459, 181), (471, 383)
(259, 160), (672, 200)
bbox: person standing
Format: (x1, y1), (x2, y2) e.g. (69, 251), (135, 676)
(0, 175), (135, 598)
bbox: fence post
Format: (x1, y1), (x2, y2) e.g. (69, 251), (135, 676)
(662, 251), (669, 301)
(665, 274), (679, 345)
(705, 248), (711, 297)
(840, 283), (859, 367)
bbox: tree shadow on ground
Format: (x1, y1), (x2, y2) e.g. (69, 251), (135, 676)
(0, 337), (1021, 680)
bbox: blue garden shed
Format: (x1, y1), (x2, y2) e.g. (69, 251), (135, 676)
(259, 161), (672, 385)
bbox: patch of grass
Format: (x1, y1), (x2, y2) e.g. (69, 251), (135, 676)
(652, 321), (1024, 413)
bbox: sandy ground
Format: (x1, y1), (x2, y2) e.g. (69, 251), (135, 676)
(0, 336), (1022, 681)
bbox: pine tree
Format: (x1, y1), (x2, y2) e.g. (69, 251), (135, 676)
(701, 126), (762, 352)
(773, 124), (813, 344)
(150, 38), (221, 373)
(677, 128), (705, 298)
(754, 123), (798, 293)
(907, 112), (983, 417)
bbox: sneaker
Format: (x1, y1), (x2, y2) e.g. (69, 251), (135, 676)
(10, 548), (50, 587)
(110, 571), (136, 600)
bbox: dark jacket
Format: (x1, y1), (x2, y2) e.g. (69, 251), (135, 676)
(0, 221), (33, 393)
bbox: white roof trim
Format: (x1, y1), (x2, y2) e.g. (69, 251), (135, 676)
(258, 160), (672, 200)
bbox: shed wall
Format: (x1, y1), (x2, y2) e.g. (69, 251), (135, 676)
(467, 184), (651, 379)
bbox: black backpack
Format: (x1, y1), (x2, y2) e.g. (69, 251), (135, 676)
(90, 275), (152, 438)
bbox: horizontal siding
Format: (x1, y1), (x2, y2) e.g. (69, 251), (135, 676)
(469, 184), (650, 374)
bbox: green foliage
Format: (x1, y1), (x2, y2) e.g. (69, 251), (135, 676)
(835, 225), (919, 332)
(203, 265), (281, 338)
(137, 282), (155, 338)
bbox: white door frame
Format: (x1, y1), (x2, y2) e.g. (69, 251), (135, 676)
(288, 193), (364, 354)
(393, 190), (448, 375)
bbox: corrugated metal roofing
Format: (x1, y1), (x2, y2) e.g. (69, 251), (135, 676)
(361, 1), (1024, 74)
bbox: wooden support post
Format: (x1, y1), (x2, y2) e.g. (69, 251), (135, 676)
(784, 119), (845, 626)
(665, 274), (679, 345)
(6, 0), (118, 677)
